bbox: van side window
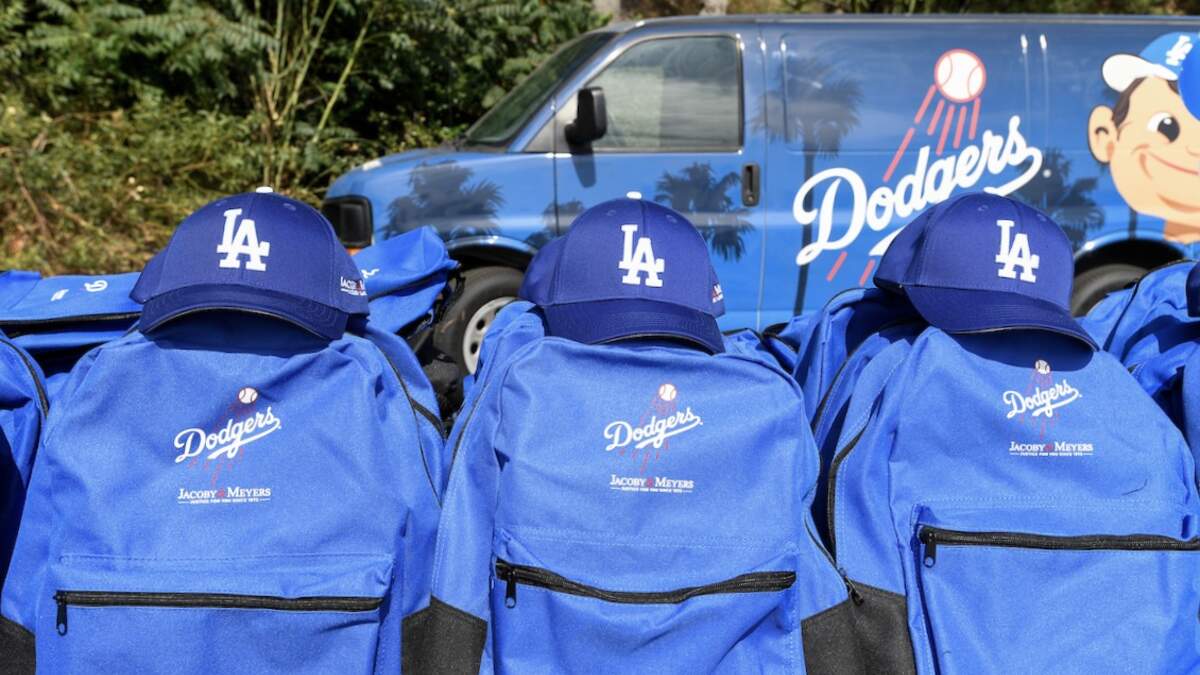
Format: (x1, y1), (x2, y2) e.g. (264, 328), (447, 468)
(587, 36), (741, 152)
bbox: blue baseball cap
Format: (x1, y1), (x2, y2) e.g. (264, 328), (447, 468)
(898, 193), (1096, 349)
(133, 190), (369, 340)
(1103, 32), (1198, 93)
(874, 196), (972, 293)
(518, 235), (565, 304)
(539, 198), (725, 353)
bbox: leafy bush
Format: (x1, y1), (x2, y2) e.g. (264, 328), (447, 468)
(0, 0), (603, 274)
(0, 95), (261, 273)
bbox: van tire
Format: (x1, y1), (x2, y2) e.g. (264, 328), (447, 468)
(434, 266), (523, 374)
(1071, 263), (1146, 316)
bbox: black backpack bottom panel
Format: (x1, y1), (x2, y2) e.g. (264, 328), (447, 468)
(802, 582), (916, 675)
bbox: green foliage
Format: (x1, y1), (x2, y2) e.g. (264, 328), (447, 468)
(0, 0), (603, 274)
(0, 95), (260, 273)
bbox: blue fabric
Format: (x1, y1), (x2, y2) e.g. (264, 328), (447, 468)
(1179, 349), (1200, 458)
(829, 327), (1200, 673)
(1, 313), (443, 672)
(809, 322), (924, 546)
(354, 227), (458, 334)
(362, 321), (450, 490)
(540, 198), (725, 353)
(432, 336), (849, 673)
(0, 233), (451, 404)
(0, 271), (141, 400)
(0, 330), (46, 590)
(898, 194), (1095, 349)
(1081, 261), (1200, 368)
(777, 287), (922, 422)
(133, 192), (369, 339)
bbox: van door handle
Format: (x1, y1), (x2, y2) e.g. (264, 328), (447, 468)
(741, 162), (760, 207)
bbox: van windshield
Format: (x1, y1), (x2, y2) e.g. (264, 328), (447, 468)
(464, 32), (615, 148)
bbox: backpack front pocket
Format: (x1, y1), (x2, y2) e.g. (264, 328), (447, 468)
(41, 555), (394, 675)
(490, 553), (800, 674)
(913, 522), (1200, 675)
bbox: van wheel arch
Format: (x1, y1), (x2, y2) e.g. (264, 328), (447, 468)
(434, 246), (532, 375)
(1071, 239), (1181, 316)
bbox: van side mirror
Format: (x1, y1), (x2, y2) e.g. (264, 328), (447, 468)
(565, 87), (607, 147)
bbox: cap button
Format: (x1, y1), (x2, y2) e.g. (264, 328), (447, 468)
(255, 186), (274, 193)
(626, 191), (642, 200)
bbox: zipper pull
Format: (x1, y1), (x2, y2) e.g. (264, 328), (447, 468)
(920, 529), (938, 567)
(504, 572), (517, 609)
(55, 593), (68, 636)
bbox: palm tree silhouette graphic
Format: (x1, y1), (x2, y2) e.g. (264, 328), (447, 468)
(654, 163), (753, 262)
(385, 160), (504, 240)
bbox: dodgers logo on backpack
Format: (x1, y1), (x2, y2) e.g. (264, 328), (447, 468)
(217, 208), (271, 271)
(604, 383), (699, 494)
(1004, 359), (1091, 457)
(995, 219), (1038, 282)
(173, 387), (278, 505)
(618, 223), (664, 287)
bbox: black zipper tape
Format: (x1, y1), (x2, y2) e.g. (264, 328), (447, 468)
(918, 525), (1200, 567)
(54, 590), (382, 635)
(825, 426), (866, 558)
(494, 559), (795, 609)
(0, 312), (141, 334)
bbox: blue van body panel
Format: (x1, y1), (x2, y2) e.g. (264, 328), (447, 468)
(327, 150), (556, 251)
(327, 15), (1200, 329)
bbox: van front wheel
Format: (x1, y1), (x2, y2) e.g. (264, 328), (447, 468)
(435, 266), (523, 374)
(1071, 263), (1146, 316)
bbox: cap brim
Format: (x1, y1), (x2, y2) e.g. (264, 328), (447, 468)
(140, 284), (348, 340)
(906, 285), (1097, 350)
(543, 298), (724, 354)
(1102, 53), (1178, 91)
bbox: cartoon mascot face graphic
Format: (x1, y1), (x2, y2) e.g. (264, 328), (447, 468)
(1089, 33), (1200, 243)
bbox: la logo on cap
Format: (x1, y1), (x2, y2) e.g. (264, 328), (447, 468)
(618, 223), (664, 287)
(995, 219), (1038, 283)
(217, 208), (271, 272)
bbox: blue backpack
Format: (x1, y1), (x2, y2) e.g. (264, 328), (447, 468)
(0, 330), (46, 595)
(828, 328), (1200, 674)
(808, 320), (924, 547)
(0, 312), (444, 673)
(0, 272), (141, 401)
(776, 287), (921, 422)
(1174, 348), (1200, 461)
(416, 337), (859, 674)
(1081, 260), (1200, 367)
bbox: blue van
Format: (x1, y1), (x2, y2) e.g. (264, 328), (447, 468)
(323, 14), (1200, 371)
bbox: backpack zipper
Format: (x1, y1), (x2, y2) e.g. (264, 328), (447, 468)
(918, 526), (1200, 567)
(825, 426), (866, 558)
(0, 312), (141, 336)
(0, 337), (48, 414)
(494, 559), (795, 609)
(805, 516), (863, 606)
(54, 590), (382, 636)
